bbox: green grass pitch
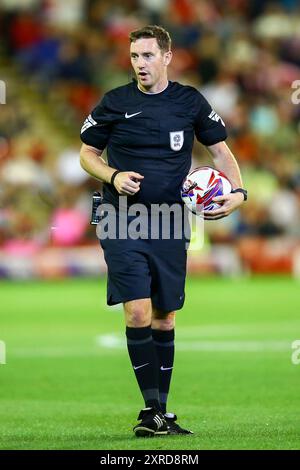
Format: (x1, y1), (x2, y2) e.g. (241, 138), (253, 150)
(0, 276), (300, 450)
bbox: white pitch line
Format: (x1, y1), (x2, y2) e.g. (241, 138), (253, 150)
(176, 340), (291, 352)
(7, 335), (293, 358)
(8, 347), (100, 358)
(178, 322), (300, 337)
(95, 334), (291, 352)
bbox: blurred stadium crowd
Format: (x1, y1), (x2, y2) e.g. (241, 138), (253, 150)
(0, 0), (300, 277)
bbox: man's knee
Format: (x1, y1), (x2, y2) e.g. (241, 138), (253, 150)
(151, 309), (176, 331)
(124, 298), (152, 327)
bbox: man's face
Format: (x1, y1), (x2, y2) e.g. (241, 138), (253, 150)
(130, 38), (171, 90)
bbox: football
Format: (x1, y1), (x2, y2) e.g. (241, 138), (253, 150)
(181, 166), (232, 215)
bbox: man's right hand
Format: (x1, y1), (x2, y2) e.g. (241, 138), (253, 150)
(113, 171), (144, 196)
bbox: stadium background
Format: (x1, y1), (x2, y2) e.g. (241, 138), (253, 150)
(0, 0), (300, 450)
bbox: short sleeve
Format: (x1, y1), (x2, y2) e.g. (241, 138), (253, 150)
(80, 94), (113, 149)
(194, 93), (227, 146)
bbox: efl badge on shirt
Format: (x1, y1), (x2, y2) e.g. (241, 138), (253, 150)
(170, 131), (184, 151)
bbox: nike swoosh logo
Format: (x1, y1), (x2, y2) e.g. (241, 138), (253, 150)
(160, 366), (173, 371)
(125, 111), (142, 119)
(133, 362), (149, 370)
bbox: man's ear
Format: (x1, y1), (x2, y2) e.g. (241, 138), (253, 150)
(164, 50), (172, 66)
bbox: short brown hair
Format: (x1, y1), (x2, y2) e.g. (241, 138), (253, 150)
(129, 25), (171, 52)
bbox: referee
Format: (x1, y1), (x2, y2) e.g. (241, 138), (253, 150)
(80, 25), (246, 437)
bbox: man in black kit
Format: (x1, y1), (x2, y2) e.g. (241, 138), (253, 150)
(80, 25), (247, 437)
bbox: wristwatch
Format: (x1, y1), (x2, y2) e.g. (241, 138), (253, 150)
(231, 188), (248, 201)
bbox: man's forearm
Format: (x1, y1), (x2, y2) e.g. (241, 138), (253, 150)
(80, 144), (117, 183)
(207, 141), (243, 189)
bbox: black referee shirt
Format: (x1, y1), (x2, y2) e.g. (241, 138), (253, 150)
(80, 80), (227, 207)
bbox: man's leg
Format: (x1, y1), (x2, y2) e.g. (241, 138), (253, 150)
(152, 306), (193, 435)
(125, 298), (169, 436)
(151, 307), (175, 414)
(124, 298), (161, 410)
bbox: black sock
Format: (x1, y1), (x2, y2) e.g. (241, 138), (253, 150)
(126, 325), (161, 411)
(152, 329), (175, 414)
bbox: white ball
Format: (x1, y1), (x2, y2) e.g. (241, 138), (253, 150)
(181, 166), (232, 215)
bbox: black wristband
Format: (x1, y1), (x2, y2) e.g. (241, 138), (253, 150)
(110, 170), (120, 187)
(231, 188), (248, 201)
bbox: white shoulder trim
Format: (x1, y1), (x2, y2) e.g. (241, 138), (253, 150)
(81, 114), (98, 134)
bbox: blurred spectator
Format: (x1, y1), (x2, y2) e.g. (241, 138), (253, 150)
(56, 144), (90, 186)
(50, 186), (89, 246)
(0, 0), (299, 271)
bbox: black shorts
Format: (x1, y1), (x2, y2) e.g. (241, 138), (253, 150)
(98, 212), (189, 311)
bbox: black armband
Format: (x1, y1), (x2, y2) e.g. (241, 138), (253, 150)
(110, 170), (121, 187)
